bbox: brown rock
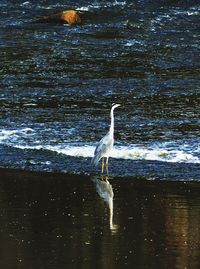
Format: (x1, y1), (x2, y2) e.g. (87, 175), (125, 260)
(36, 10), (81, 25)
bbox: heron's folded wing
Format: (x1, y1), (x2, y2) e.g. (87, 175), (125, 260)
(94, 134), (110, 156)
(94, 141), (106, 156)
(92, 138), (108, 166)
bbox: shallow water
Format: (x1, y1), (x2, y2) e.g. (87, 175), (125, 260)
(1, 169), (200, 269)
(0, 0), (200, 179)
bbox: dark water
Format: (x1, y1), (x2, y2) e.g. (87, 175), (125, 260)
(1, 169), (200, 269)
(0, 0), (199, 179)
(1, 2), (200, 267)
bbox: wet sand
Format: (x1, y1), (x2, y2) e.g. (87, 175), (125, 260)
(0, 168), (200, 269)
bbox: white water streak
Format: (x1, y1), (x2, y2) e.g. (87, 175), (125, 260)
(14, 144), (200, 164)
(0, 128), (199, 164)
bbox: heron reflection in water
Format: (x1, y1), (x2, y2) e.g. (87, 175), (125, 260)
(91, 103), (121, 174)
(92, 175), (118, 232)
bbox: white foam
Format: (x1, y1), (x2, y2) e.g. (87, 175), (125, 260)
(13, 144), (200, 164)
(78, 1), (126, 11)
(0, 128), (199, 164)
(0, 128), (34, 142)
(125, 39), (145, 47)
(20, 1), (30, 6)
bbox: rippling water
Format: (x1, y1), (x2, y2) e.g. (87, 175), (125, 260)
(0, 0), (200, 179)
(1, 2), (200, 268)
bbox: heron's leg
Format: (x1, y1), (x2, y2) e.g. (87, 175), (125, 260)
(101, 158), (105, 173)
(106, 157), (109, 174)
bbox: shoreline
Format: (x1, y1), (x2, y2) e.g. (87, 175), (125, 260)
(1, 166), (200, 187)
(0, 166), (89, 181)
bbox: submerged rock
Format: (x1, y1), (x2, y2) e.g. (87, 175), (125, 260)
(35, 10), (82, 25)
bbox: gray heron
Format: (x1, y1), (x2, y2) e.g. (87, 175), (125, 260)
(91, 103), (121, 173)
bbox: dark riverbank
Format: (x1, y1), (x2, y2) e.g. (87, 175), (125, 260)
(1, 168), (200, 268)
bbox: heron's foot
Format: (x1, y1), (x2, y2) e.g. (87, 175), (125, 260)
(100, 175), (108, 182)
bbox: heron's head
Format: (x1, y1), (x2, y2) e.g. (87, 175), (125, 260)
(112, 103), (121, 110)
(112, 103), (121, 109)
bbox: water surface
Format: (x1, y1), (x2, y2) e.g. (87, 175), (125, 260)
(1, 169), (200, 269)
(0, 0), (199, 179)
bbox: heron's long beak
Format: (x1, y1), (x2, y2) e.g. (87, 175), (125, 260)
(115, 104), (121, 108)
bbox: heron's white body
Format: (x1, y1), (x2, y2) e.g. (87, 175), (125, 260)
(91, 104), (120, 172)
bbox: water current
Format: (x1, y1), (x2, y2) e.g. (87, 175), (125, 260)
(1, 2), (200, 268)
(0, 0), (200, 179)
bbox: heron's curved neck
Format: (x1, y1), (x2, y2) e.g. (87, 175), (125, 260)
(109, 108), (114, 134)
